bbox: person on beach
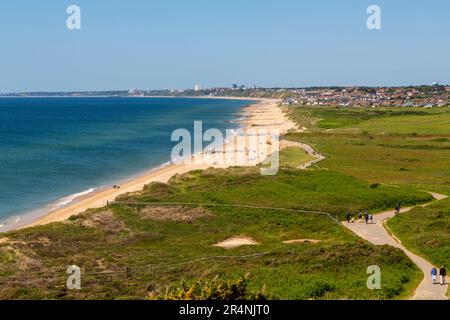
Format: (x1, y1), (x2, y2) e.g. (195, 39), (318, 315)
(431, 267), (438, 284)
(439, 266), (447, 285)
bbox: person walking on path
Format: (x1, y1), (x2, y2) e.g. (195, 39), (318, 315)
(369, 214), (373, 224)
(431, 267), (438, 285)
(364, 212), (369, 224)
(346, 211), (351, 223)
(358, 212), (362, 221)
(439, 266), (447, 285)
(395, 203), (401, 214)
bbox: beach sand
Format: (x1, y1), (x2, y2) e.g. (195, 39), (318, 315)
(14, 98), (297, 230)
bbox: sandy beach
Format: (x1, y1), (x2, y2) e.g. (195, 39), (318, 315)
(10, 98), (297, 231)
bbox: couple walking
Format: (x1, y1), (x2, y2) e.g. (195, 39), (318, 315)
(431, 266), (447, 285)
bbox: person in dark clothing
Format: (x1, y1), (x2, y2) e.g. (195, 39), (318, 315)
(364, 212), (369, 224)
(346, 211), (351, 223)
(439, 266), (447, 285)
(395, 203), (401, 214)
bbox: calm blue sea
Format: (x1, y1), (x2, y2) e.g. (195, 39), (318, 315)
(0, 97), (249, 228)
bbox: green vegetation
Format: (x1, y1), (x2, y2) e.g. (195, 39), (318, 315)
(125, 168), (431, 218)
(286, 105), (450, 297)
(286, 106), (450, 194)
(0, 164), (427, 299)
(387, 198), (450, 270)
(388, 198), (450, 297)
(2, 104), (449, 300)
(158, 274), (270, 300)
(279, 147), (315, 168)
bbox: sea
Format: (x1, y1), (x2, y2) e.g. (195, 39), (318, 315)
(0, 97), (250, 230)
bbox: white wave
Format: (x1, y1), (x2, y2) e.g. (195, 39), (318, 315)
(56, 188), (96, 207)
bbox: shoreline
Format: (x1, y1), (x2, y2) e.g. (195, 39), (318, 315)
(2, 97), (296, 232)
(0, 95), (263, 101)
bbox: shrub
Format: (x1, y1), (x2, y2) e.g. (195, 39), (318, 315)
(302, 280), (335, 299)
(156, 274), (271, 300)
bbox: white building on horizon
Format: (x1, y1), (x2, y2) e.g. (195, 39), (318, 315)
(194, 83), (203, 91)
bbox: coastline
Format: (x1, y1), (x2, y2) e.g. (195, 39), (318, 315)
(4, 98), (296, 232)
(0, 95), (262, 101)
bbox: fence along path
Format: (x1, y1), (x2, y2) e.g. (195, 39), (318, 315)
(111, 201), (341, 224)
(0, 252), (271, 284)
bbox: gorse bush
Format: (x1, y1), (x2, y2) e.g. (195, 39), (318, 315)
(158, 274), (271, 300)
(302, 280), (336, 299)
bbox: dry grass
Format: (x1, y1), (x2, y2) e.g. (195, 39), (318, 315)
(77, 210), (127, 233)
(138, 206), (212, 222)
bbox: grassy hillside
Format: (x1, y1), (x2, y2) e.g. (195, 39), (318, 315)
(387, 198), (450, 270)
(0, 165), (427, 299)
(286, 105), (450, 296)
(387, 198), (450, 297)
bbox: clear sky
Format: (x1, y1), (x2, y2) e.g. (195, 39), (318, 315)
(1, 0), (449, 92)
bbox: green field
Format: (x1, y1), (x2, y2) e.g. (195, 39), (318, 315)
(279, 147), (315, 168)
(286, 106), (450, 194)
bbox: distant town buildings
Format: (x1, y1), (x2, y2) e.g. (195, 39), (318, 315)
(3, 84), (449, 108)
(128, 88), (144, 97)
(280, 85), (450, 108)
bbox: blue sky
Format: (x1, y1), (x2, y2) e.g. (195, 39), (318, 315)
(0, 0), (449, 92)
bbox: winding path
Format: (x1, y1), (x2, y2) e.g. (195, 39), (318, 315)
(281, 138), (448, 299)
(281, 140), (326, 169)
(343, 192), (449, 300)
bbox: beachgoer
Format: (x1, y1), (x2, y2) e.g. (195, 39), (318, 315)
(439, 266), (447, 285)
(431, 267), (438, 285)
